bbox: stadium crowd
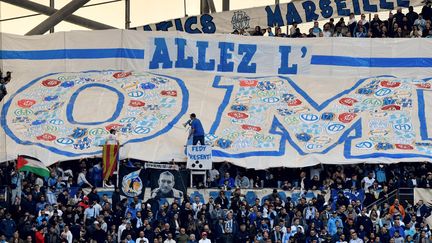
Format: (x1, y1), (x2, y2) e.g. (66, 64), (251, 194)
(0, 160), (432, 243)
(234, 5), (432, 38)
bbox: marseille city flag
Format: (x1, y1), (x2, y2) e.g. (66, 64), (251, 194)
(17, 155), (50, 177)
(102, 144), (119, 180)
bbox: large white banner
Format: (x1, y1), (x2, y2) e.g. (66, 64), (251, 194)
(134, 0), (425, 34)
(1, 30), (432, 168)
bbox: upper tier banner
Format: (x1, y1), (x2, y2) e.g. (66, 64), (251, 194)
(0, 30), (432, 168)
(134, 0), (424, 34)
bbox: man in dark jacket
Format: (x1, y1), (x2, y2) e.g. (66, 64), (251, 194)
(0, 213), (16, 240)
(234, 224), (249, 243)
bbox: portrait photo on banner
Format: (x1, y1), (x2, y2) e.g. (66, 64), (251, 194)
(148, 168), (188, 200)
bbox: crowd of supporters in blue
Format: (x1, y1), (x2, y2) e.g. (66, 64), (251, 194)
(234, 5), (432, 38)
(0, 159), (432, 243)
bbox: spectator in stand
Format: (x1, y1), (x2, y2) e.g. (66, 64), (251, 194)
(234, 173), (250, 189)
(252, 26), (263, 36)
(422, 22), (432, 37)
(415, 13), (427, 33)
(10, 170), (23, 206)
(406, 6), (419, 26)
(77, 168), (92, 188)
(333, 26), (344, 37)
(394, 8), (405, 26)
(328, 211), (343, 236)
(421, 1), (432, 21)
(207, 165), (220, 188)
(354, 26), (367, 38)
(361, 172), (375, 191)
(263, 27), (274, 37)
(198, 232), (211, 243)
(35, 226), (45, 243)
(390, 199), (406, 219)
(291, 27), (303, 38)
(370, 14), (383, 37)
(299, 171), (311, 191)
(326, 18), (336, 32)
(275, 27), (287, 37)
(359, 14), (369, 29)
(420, 171), (432, 187)
(218, 172), (235, 189)
(311, 21), (323, 37)
(349, 231), (363, 243)
(306, 28), (316, 37)
(390, 216), (405, 238)
(322, 23), (333, 37)
(335, 17), (345, 29)
(289, 22), (298, 36)
(348, 13), (357, 36)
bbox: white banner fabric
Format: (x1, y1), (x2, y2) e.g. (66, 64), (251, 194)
(1, 30), (432, 168)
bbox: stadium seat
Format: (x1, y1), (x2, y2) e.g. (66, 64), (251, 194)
(209, 191), (219, 201)
(278, 191), (287, 201)
(305, 191), (316, 199)
(245, 191), (257, 205)
(189, 191), (205, 203)
(291, 192), (300, 205)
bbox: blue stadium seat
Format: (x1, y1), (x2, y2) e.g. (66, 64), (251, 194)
(209, 191), (219, 201)
(225, 191), (232, 199)
(305, 191), (316, 199)
(261, 195), (273, 205)
(291, 192), (300, 205)
(278, 191), (287, 202)
(189, 191), (205, 203)
(245, 191), (257, 205)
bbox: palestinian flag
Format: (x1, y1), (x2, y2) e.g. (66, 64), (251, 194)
(17, 155), (50, 177)
(102, 144), (119, 180)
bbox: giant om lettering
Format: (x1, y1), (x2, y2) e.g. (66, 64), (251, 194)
(0, 30), (431, 168)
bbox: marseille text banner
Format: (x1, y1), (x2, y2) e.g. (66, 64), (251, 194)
(134, 0), (423, 34)
(0, 30), (432, 169)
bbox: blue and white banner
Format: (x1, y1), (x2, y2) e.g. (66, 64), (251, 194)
(0, 30), (432, 168)
(134, 0), (425, 34)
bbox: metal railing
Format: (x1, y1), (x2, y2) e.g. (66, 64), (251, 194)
(366, 187), (414, 210)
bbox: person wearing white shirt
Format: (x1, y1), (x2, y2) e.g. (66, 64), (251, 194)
(135, 231), (149, 243)
(61, 225), (73, 243)
(93, 202), (102, 215)
(208, 167), (220, 186)
(106, 129), (119, 145)
(198, 232), (211, 243)
(349, 232), (363, 243)
(163, 233), (176, 243)
(118, 219), (127, 243)
(361, 172), (375, 191)
(192, 196), (203, 218)
(77, 168), (92, 188)
(84, 203), (99, 225)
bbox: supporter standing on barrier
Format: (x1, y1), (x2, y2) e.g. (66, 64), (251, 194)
(188, 113), (205, 145)
(106, 129), (120, 146)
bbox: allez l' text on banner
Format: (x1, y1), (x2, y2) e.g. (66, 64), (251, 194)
(133, 0), (424, 34)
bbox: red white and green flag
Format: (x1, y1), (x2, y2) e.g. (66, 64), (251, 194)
(17, 155), (50, 177)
